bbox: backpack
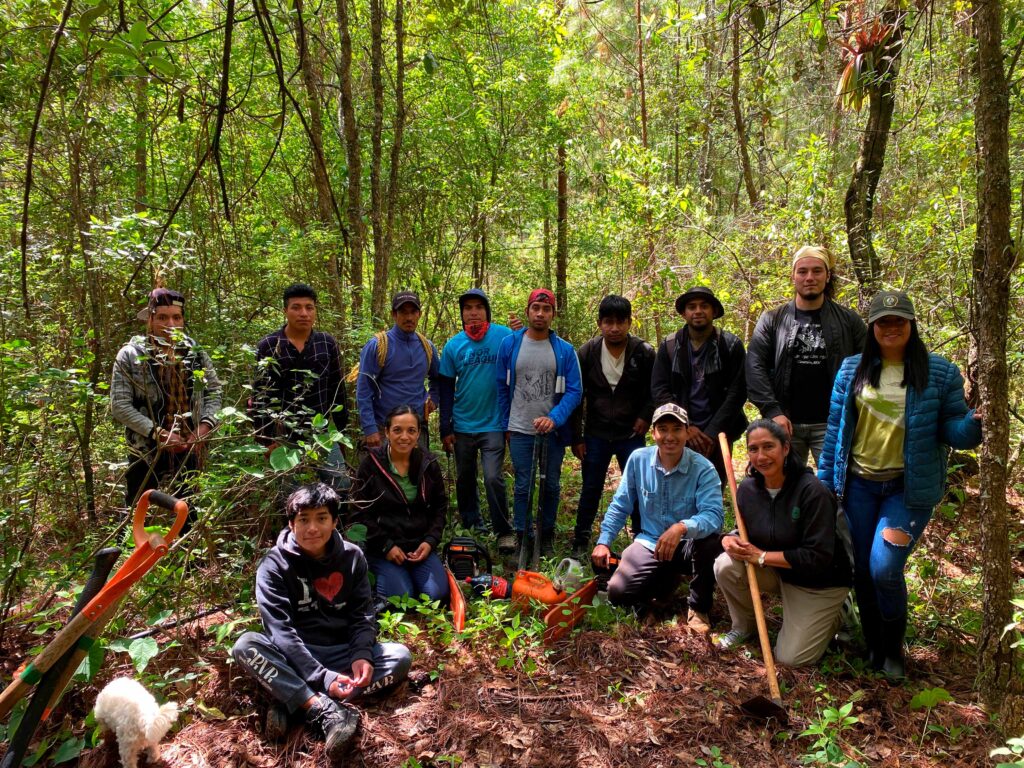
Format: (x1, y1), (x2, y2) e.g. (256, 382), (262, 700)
(373, 330), (435, 369)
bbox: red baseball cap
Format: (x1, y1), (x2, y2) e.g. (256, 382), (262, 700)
(527, 288), (556, 307)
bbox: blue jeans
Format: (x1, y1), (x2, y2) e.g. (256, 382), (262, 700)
(317, 442), (353, 495)
(843, 473), (931, 626)
(454, 431), (511, 534)
(508, 432), (566, 534)
(574, 434), (645, 541)
(367, 552), (450, 603)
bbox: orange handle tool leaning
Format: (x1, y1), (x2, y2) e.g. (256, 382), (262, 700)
(0, 490), (188, 720)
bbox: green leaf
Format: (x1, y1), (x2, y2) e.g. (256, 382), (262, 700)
(127, 636), (160, 673)
(52, 737), (86, 764)
(749, 4), (765, 33)
(269, 445), (301, 471)
(423, 51), (439, 75)
(910, 687), (952, 710)
(345, 523), (367, 543)
(129, 20), (148, 46)
(312, 413), (328, 429)
(79, 2), (109, 34)
(74, 640), (107, 682)
(196, 702), (226, 720)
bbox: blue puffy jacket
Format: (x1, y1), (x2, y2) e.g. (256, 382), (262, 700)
(818, 353), (981, 509)
(496, 329), (583, 447)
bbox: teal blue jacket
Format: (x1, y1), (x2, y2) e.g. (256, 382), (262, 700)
(818, 353), (981, 509)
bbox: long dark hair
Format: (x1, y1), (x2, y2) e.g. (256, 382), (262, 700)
(744, 419), (804, 481)
(852, 320), (929, 395)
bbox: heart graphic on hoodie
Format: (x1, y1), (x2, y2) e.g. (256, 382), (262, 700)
(314, 572), (343, 602)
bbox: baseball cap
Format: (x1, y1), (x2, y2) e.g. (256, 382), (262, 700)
(137, 288), (185, 321)
(868, 291), (916, 323)
(391, 290), (421, 312)
(527, 288), (556, 306)
(652, 403), (690, 426)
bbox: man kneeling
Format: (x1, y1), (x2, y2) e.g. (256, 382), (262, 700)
(591, 404), (724, 632)
(232, 483), (411, 759)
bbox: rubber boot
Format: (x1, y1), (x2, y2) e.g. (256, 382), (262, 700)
(540, 529), (556, 558)
(878, 614), (907, 682)
(855, 591), (884, 670)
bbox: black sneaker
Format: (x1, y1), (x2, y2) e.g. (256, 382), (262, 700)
(540, 530), (556, 558)
(306, 694), (359, 759)
(570, 536), (590, 558)
(265, 702), (290, 741)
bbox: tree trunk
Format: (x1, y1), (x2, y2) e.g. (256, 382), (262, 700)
(294, 0), (345, 313)
(697, 0), (717, 202)
(555, 143), (568, 321)
(382, 0), (404, 285)
(369, 0), (388, 322)
(971, 0), (1023, 729)
(334, 0), (364, 320)
(731, 13), (759, 209)
(843, 6), (903, 293)
(134, 76), (147, 213)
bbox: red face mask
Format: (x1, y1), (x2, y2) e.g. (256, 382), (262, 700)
(465, 320), (490, 342)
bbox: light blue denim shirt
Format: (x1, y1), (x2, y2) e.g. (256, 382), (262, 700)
(597, 445), (723, 550)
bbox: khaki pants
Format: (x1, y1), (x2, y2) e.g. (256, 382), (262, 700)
(713, 552), (848, 667)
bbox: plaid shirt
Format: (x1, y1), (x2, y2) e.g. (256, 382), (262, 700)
(252, 327), (349, 445)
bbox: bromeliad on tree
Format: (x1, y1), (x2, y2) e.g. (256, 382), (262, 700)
(834, 9), (900, 111)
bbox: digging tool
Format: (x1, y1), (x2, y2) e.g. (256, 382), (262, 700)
(718, 433), (788, 724)
(0, 547), (121, 768)
(0, 490), (188, 721)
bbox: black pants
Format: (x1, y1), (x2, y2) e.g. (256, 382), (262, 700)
(607, 534), (723, 613)
(125, 450), (198, 529)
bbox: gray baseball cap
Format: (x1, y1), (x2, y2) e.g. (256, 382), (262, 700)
(652, 402), (690, 426)
(868, 291), (916, 324)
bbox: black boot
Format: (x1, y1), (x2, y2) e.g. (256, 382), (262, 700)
(878, 614), (907, 682)
(855, 592), (884, 670)
(540, 529), (556, 558)
(570, 534), (590, 559)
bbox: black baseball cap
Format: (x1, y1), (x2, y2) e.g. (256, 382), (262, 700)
(392, 290), (422, 312)
(675, 286), (724, 318)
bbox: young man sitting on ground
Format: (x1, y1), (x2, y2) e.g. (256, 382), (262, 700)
(591, 403), (724, 633)
(232, 483), (411, 759)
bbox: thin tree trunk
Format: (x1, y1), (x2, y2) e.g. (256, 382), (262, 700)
(555, 143), (568, 321)
(542, 174), (552, 288)
(294, 0), (345, 313)
(334, 0), (364, 320)
(697, 0), (717, 202)
(731, 13), (759, 209)
(843, 6), (903, 294)
(382, 0), (404, 284)
(971, 0), (1023, 729)
(369, 0), (387, 321)
(134, 76), (148, 213)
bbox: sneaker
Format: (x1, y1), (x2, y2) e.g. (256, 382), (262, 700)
(686, 609), (712, 635)
(306, 694), (359, 759)
(496, 533), (518, 554)
(265, 702), (290, 742)
(715, 629), (752, 651)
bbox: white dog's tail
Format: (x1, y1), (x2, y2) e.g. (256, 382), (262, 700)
(145, 701), (179, 745)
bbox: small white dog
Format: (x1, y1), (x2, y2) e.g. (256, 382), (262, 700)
(93, 677), (179, 768)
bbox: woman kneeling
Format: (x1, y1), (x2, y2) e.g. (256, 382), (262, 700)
(715, 420), (852, 667)
(352, 405), (450, 604)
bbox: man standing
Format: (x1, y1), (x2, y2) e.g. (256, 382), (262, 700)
(746, 246), (866, 466)
(651, 286), (747, 483)
(439, 289), (516, 551)
(496, 289), (582, 556)
(570, 295), (655, 556)
(591, 403), (723, 633)
(111, 288), (222, 507)
(252, 283), (349, 490)
(356, 291), (439, 450)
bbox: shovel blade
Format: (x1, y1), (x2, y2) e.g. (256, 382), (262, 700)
(739, 694), (788, 724)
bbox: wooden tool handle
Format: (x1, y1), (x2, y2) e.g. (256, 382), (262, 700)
(719, 433), (783, 705)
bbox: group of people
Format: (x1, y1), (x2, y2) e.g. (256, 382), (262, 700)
(109, 244), (981, 757)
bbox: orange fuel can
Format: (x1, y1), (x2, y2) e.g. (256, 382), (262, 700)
(512, 570), (567, 608)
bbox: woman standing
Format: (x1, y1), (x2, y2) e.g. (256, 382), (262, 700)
(352, 405), (450, 603)
(714, 420), (852, 667)
(818, 291), (982, 680)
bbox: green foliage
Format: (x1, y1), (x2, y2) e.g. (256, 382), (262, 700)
(799, 693), (865, 767)
(993, 736), (1024, 767)
(695, 745), (736, 768)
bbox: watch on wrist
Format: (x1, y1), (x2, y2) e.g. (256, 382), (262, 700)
(757, 551), (767, 568)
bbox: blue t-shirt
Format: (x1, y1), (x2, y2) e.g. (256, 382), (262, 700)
(440, 324), (513, 433)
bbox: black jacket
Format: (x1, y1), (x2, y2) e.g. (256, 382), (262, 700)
(255, 529), (377, 692)
(351, 447), (448, 557)
(651, 326), (748, 442)
(746, 299), (866, 421)
(570, 335), (655, 443)
(734, 467), (852, 590)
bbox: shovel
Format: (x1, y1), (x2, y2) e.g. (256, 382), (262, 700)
(718, 433), (789, 724)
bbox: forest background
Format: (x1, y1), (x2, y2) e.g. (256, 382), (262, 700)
(1, 0), (1024, 764)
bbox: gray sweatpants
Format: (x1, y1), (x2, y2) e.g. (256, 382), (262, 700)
(232, 631), (412, 713)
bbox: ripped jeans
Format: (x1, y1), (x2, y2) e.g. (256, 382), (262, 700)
(843, 473), (931, 625)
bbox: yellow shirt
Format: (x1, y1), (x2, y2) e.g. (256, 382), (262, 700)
(850, 361), (906, 481)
